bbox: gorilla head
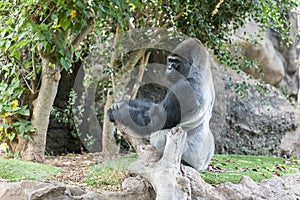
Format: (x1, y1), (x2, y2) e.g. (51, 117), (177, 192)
(166, 55), (191, 82)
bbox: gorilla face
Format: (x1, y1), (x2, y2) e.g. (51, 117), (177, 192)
(166, 54), (191, 82)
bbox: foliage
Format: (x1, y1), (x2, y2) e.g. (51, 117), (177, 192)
(0, 158), (62, 181)
(51, 89), (77, 138)
(0, 0), (133, 155)
(0, 62), (34, 155)
(1, 0), (113, 70)
(171, 0), (298, 68)
(200, 154), (300, 185)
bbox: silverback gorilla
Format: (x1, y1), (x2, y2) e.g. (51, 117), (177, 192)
(107, 38), (215, 170)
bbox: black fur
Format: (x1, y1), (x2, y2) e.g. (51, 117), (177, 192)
(107, 56), (193, 136)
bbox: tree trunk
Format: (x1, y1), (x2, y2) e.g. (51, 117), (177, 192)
(22, 53), (61, 162)
(298, 64), (300, 106)
(296, 13), (300, 107)
(101, 25), (120, 154)
(116, 125), (192, 200)
(102, 91), (119, 154)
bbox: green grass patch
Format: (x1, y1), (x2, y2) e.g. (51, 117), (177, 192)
(200, 154), (300, 185)
(85, 153), (137, 189)
(84, 154), (300, 189)
(0, 158), (62, 181)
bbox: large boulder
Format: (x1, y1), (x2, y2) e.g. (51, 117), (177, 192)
(232, 19), (285, 86)
(232, 13), (299, 96)
(185, 167), (300, 200)
(0, 180), (102, 200)
(211, 64), (297, 155)
(0, 179), (153, 200)
(279, 110), (300, 158)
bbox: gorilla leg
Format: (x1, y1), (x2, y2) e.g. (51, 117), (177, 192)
(181, 125), (214, 170)
(150, 124), (214, 170)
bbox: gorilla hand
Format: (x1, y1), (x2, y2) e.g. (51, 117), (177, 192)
(107, 101), (128, 123)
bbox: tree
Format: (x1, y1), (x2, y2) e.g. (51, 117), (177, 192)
(0, 0), (132, 161)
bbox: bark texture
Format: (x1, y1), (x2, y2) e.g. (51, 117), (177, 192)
(23, 54), (61, 162)
(116, 124), (192, 200)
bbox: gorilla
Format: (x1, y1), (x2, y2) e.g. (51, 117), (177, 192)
(107, 38), (215, 170)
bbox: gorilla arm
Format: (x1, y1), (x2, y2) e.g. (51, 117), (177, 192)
(107, 99), (168, 138)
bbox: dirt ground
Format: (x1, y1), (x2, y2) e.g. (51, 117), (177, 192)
(45, 152), (119, 192)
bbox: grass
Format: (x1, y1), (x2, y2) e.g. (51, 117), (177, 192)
(85, 154), (300, 188)
(0, 158), (62, 181)
(200, 154), (300, 185)
(85, 153), (136, 190)
(0, 154), (298, 188)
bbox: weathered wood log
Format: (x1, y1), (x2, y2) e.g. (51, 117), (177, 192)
(117, 125), (191, 200)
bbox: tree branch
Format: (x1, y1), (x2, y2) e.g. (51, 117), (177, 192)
(71, 18), (94, 48)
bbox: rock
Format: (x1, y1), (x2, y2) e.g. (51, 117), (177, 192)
(215, 173), (300, 200)
(279, 110), (300, 158)
(232, 14), (299, 96)
(1, 170), (300, 199)
(212, 65), (297, 155)
(187, 167), (300, 200)
(0, 179), (154, 200)
(184, 166), (222, 200)
(121, 177), (155, 199)
(179, 166), (300, 200)
(0, 180), (102, 200)
(272, 12), (299, 95)
(232, 19), (285, 86)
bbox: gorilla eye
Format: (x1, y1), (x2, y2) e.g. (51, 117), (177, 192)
(168, 57), (180, 70)
(172, 63), (178, 69)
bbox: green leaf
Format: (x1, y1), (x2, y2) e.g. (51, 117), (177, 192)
(5, 40), (11, 51)
(9, 50), (22, 60)
(17, 107), (30, 116)
(60, 57), (67, 69)
(7, 132), (16, 141)
(98, 4), (106, 12)
(17, 31), (28, 41)
(24, 135), (34, 143)
(60, 16), (70, 30)
(59, 48), (65, 56)
(39, 24), (48, 31)
(75, 51), (81, 59)
(36, 31), (46, 41)
(25, 125), (35, 133)
(19, 124), (25, 135)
